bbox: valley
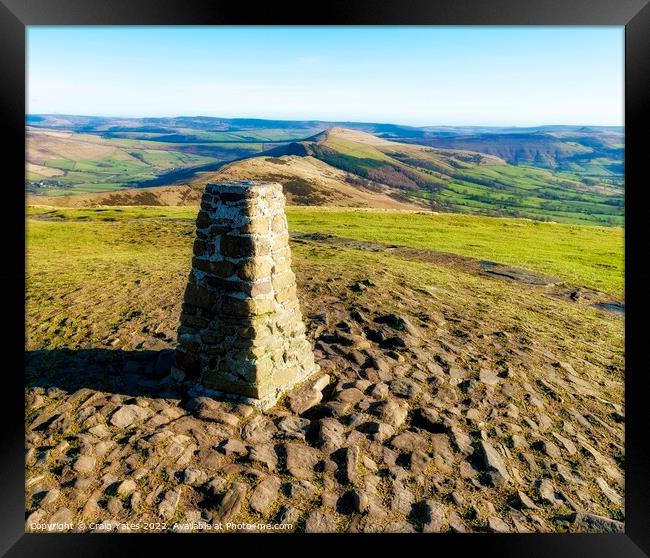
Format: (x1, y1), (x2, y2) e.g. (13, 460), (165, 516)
(27, 117), (624, 226)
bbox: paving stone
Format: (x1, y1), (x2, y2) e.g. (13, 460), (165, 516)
(250, 476), (281, 515)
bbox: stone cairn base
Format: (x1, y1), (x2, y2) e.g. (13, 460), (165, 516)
(171, 180), (320, 410)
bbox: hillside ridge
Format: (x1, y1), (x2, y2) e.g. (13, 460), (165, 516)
(28, 126), (624, 225)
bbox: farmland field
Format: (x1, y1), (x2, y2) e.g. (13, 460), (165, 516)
(27, 117), (625, 228)
(26, 127), (319, 196)
(307, 129), (624, 226)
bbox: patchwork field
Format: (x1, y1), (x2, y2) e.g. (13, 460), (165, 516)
(280, 128), (624, 226)
(400, 128), (624, 185)
(26, 206), (624, 533)
(26, 127), (312, 196)
(27, 117), (624, 228)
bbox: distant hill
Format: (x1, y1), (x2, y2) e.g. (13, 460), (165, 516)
(28, 152), (428, 211)
(213, 154), (426, 209)
(393, 129), (623, 184)
(30, 126), (624, 225)
(29, 183), (205, 208)
(26, 127), (238, 195)
(26, 113), (425, 137)
(264, 127), (623, 225)
(27, 114), (623, 187)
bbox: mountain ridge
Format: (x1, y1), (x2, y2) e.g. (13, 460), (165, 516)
(27, 114), (623, 184)
(29, 127), (623, 225)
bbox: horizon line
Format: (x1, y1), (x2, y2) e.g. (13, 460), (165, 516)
(26, 113), (624, 129)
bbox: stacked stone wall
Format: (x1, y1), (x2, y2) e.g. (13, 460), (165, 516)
(172, 180), (319, 409)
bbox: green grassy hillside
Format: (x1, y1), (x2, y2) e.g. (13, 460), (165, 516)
(27, 205), (624, 296)
(275, 128), (624, 226)
(27, 119), (625, 227)
(396, 128), (624, 185)
(26, 127), (316, 196)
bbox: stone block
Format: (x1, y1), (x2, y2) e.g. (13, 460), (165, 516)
(221, 296), (251, 317)
(175, 351), (200, 376)
(276, 284), (298, 304)
(237, 258), (274, 281)
(192, 258), (236, 277)
(271, 271), (296, 292)
(240, 217), (270, 235)
(196, 210), (211, 229)
(183, 283), (215, 308)
(221, 235), (256, 258)
(271, 214), (286, 233)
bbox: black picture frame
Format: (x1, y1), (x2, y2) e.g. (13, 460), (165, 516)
(4, 0), (649, 555)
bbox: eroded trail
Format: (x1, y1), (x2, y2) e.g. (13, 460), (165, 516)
(291, 232), (624, 316)
(26, 229), (624, 533)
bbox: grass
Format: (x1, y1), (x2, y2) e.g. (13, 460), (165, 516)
(26, 214), (193, 350)
(26, 205), (623, 355)
(27, 205), (198, 221)
(322, 135), (392, 162)
(312, 133), (624, 227)
(26, 205), (624, 296)
(25, 200), (625, 532)
(286, 207), (624, 296)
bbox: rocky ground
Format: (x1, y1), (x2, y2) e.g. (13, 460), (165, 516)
(25, 232), (625, 534)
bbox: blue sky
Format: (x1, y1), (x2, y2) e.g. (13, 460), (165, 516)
(27, 26), (624, 126)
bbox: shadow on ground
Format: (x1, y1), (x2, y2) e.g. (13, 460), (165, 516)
(25, 348), (181, 400)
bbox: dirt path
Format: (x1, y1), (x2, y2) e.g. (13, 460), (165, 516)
(25, 251), (625, 533)
(290, 232), (624, 316)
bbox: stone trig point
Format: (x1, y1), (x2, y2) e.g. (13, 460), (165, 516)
(171, 180), (320, 410)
